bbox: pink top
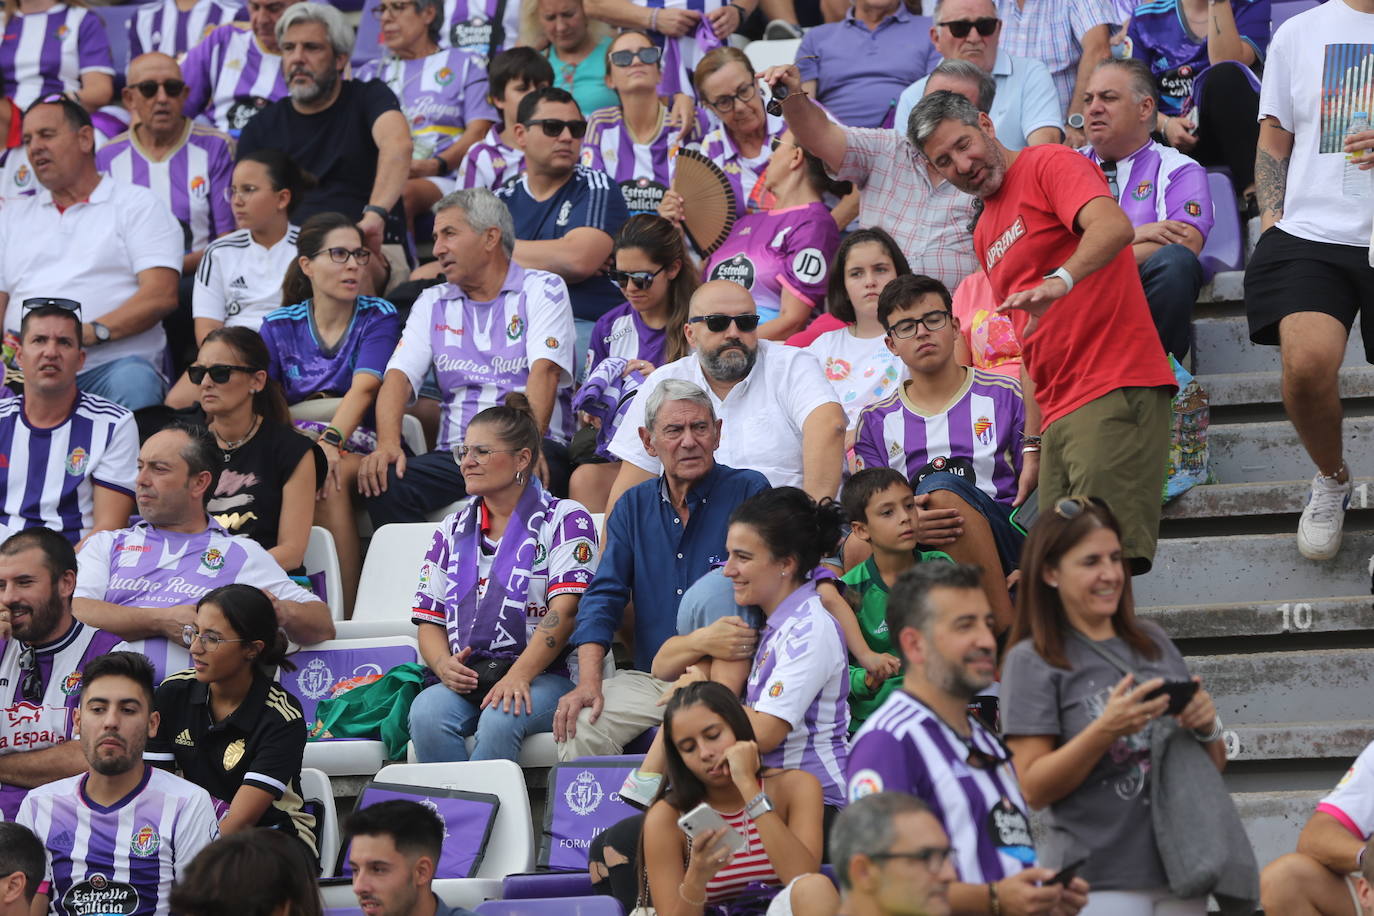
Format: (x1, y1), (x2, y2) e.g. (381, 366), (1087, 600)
(952, 271), (1022, 379)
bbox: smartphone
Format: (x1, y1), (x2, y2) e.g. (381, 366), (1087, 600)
(1145, 680), (1199, 715)
(1009, 489), (1039, 536)
(1048, 857), (1088, 886)
(677, 803), (747, 856)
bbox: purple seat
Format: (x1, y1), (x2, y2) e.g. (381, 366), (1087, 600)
(502, 872), (596, 899)
(1271, 0), (1321, 30)
(476, 896), (624, 916)
(324, 909), (365, 916)
(352, 0), (385, 68)
(93, 3), (149, 86)
(623, 728), (658, 755)
(1199, 168), (1244, 281)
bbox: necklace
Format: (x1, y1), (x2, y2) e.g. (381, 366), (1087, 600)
(213, 414), (261, 460)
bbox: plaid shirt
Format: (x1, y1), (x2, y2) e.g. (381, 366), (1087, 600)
(834, 127), (979, 291)
(998, 0), (1117, 114)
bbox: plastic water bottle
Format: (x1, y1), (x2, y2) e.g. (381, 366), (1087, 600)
(1345, 112), (1373, 199)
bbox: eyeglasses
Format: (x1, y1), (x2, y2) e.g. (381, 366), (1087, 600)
(181, 625), (250, 651)
(706, 81), (758, 114)
(886, 310), (951, 338)
(370, 0), (417, 16)
(313, 246), (372, 265)
(453, 444), (522, 464)
(18, 644), (41, 703)
(1053, 496), (1108, 520)
(187, 363), (258, 384)
(769, 136), (796, 152)
(608, 265), (667, 290)
(688, 313), (761, 333)
(131, 78), (186, 98)
(22, 297), (82, 317)
(523, 118), (589, 139)
(868, 846), (957, 874)
(609, 46), (662, 67)
(939, 16), (999, 37)
(224, 184), (265, 201)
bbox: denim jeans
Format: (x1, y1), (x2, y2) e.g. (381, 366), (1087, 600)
(77, 355), (168, 410)
(409, 671), (574, 762)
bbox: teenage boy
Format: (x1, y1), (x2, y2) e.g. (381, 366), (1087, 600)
(458, 47), (554, 191)
(853, 274), (1026, 634)
(840, 467), (953, 731)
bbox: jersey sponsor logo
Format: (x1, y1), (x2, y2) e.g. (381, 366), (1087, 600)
(708, 253), (756, 289)
(65, 446), (89, 477)
(620, 177), (667, 216)
(223, 737), (246, 770)
(915, 456), (977, 489)
(984, 216), (1025, 270)
(449, 16), (492, 51)
(506, 315), (525, 341)
(190, 175), (207, 198)
(848, 767), (883, 801)
(790, 248), (826, 285)
(130, 824), (161, 857)
(1184, 200), (1202, 218)
(200, 548), (225, 571)
(1131, 180), (1154, 201)
(297, 657), (336, 701)
(226, 95), (268, 132)
(62, 873), (140, 915)
(556, 201), (573, 227)
(115, 544), (151, 552)
(435, 66), (455, 86)
(61, 671), (82, 695)
(434, 322), (464, 335)
(987, 797), (1036, 864)
(175, 728), (194, 746)
(565, 769), (605, 815)
(973, 415), (993, 446)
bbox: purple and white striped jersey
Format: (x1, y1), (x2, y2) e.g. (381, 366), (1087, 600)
(127, 0), (244, 61)
(743, 582), (849, 807)
(0, 620), (123, 819)
(96, 122), (237, 252)
(586, 301), (666, 372)
(580, 104), (705, 216)
(440, 0), (522, 61)
(17, 767), (220, 916)
(181, 22), (286, 135)
(457, 123), (522, 190)
(853, 370), (1025, 506)
(386, 261), (576, 448)
(691, 108), (786, 216)
(1081, 139), (1214, 238)
(847, 690), (1038, 883)
(356, 47), (497, 160)
(0, 392), (138, 544)
(645, 0), (728, 97)
(0, 4), (114, 110)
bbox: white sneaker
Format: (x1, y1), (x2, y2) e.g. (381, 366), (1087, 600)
(618, 769), (662, 810)
(1297, 471), (1352, 561)
(764, 18), (804, 39)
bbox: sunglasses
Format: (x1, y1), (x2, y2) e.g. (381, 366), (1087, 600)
(609, 46), (662, 67)
(313, 246), (372, 265)
(523, 118), (589, 139)
(18, 644), (40, 703)
(939, 16), (999, 37)
(188, 363), (258, 384)
(22, 297), (81, 316)
(608, 264), (667, 290)
(765, 81), (798, 117)
(688, 313), (761, 333)
(1053, 495), (1109, 520)
(131, 78), (186, 98)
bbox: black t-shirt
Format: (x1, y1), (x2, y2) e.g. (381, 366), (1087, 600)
(237, 79), (402, 225)
(147, 668), (316, 853)
(207, 420), (323, 553)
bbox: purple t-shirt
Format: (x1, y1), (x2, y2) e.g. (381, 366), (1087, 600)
(261, 295), (402, 404)
(796, 7), (939, 127)
(355, 47), (497, 160)
(703, 202), (839, 324)
(586, 301), (667, 373)
(0, 4), (114, 110)
(182, 22), (287, 135)
(581, 105), (707, 216)
(853, 369), (1025, 506)
(1127, 0), (1269, 115)
(1081, 140), (1214, 237)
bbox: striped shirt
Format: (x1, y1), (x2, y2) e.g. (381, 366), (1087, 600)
(998, 0), (1118, 114)
(853, 370), (1024, 506)
(355, 47), (497, 160)
(702, 807), (781, 903)
(1081, 139), (1214, 237)
(580, 105), (703, 216)
(847, 690), (1038, 883)
(457, 123), (523, 190)
(0, 4), (114, 110)
(192, 225), (300, 330)
(692, 109), (787, 216)
(181, 22), (287, 135)
(127, 0), (244, 60)
(586, 301), (667, 373)
(96, 121), (236, 252)
(642, 0), (729, 98)
(743, 582), (850, 807)
(17, 767), (220, 916)
(0, 392), (138, 543)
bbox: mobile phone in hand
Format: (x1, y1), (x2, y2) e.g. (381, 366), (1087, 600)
(1048, 858), (1087, 886)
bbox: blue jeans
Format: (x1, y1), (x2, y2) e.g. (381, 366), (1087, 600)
(914, 470), (1024, 575)
(1138, 244), (1203, 361)
(409, 671), (573, 762)
(574, 317), (596, 383)
(78, 356), (167, 410)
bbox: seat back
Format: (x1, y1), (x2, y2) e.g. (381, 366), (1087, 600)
(502, 872), (596, 900)
(540, 758), (643, 870)
(117, 637), (190, 685)
(352, 522), (441, 621)
(304, 526), (345, 619)
(93, 4), (145, 86)
(742, 38), (802, 72)
(1271, 0), (1321, 30)
(299, 768), (342, 877)
(1199, 168), (1244, 280)
(279, 635), (420, 729)
(477, 897), (624, 916)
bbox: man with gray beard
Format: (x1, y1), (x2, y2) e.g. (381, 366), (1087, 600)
(605, 279), (846, 517)
(237, 1), (412, 286)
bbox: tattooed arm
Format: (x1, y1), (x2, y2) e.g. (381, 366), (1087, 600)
(1204, 0), (1256, 67)
(1256, 117), (1294, 232)
(480, 593), (582, 715)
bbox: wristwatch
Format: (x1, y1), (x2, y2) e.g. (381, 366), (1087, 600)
(745, 792), (774, 820)
(362, 204), (390, 223)
(1066, 112), (1085, 130)
(90, 322), (111, 344)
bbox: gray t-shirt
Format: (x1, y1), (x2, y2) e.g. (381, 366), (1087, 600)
(1000, 622), (1191, 891)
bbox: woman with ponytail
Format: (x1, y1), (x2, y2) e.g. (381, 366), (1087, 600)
(148, 584), (318, 859)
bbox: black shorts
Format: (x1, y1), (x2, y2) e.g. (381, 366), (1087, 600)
(1245, 227), (1374, 357)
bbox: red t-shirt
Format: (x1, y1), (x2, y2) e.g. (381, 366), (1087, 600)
(975, 144), (1175, 430)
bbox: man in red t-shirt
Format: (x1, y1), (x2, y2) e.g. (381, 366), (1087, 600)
(907, 89), (1176, 573)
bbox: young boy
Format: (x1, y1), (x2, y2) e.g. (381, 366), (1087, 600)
(840, 467), (952, 731)
(853, 274), (1027, 634)
(458, 47), (554, 190)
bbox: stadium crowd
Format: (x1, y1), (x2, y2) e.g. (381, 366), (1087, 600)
(0, 0), (1372, 910)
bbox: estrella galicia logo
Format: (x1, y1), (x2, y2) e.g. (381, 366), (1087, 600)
(62, 873), (140, 915)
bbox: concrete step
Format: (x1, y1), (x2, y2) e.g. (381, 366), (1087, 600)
(1161, 478), (1374, 521)
(1199, 366), (1374, 409)
(1140, 596), (1374, 640)
(1136, 532), (1373, 606)
(1190, 648), (1374, 726)
(1208, 416), (1374, 483)
(1232, 790), (1322, 878)
(1221, 720), (1374, 764)
(1193, 314), (1366, 376)
(1197, 270), (1244, 307)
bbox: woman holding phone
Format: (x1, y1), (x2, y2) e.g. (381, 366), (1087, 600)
(1000, 497), (1226, 915)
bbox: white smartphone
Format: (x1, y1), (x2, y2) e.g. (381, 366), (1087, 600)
(676, 803), (747, 856)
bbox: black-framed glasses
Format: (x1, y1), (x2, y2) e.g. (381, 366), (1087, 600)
(609, 46), (662, 67)
(181, 625), (249, 651)
(131, 78), (186, 98)
(453, 444), (521, 464)
(688, 313), (761, 333)
(523, 118), (589, 139)
(707, 81), (758, 114)
(313, 246), (372, 265)
(608, 265), (667, 290)
(868, 846), (956, 874)
(886, 310), (951, 338)
(18, 644), (40, 703)
(187, 363), (258, 385)
(939, 16), (998, 37)
(22, 297), (82, 317)
(371, 0), (417, 16)
(1053, 496), (1109, 520)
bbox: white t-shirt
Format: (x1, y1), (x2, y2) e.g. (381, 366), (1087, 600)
(1317, 739), (1374, 839)
(609, 340), (839, 487)
(1259, 0), (1374, 246)
(805, 327), (906, 429)
(192, 226), (300, 330)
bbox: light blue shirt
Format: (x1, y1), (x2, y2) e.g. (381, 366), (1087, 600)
(892, 50), (1063, 150)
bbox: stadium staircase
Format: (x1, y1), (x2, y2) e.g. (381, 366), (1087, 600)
(1134, 270), (1374, 873)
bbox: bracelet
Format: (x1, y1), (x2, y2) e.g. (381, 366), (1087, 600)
(432, 154), (448, 175)
(1192, 714), (1224, 744)
(679, 882), (707, 907)
(729, 1), (748, 18)
(1021, 445), (1041, 454)
(1021, 435), (1042, 447)
(362, 203), (390, 222)
(649, 6), (659, 29)
(988, 880), (1002, 916)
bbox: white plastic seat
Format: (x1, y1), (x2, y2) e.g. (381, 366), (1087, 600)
(304, 526), (345, 620)
(336, 522), (441, 638)
(743, 38), (802, 71)
(298, 767), (341, 877)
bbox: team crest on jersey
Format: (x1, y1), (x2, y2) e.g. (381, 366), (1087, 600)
(13, 164), (29, 188)
(435, 67), (455, 86)
(130, 825), (161, 857)
(506, 315), (525, 340)
(565, 769), (604, 815)
(973, 415), (993, 446)
(61, 671), (82, 695)
(201, 548), (225, 571)
(556, 201), (573, 227)
(768, 681), (783, 698)
(1132, 180), (1154, 201)
(1185, 200), (1203, 218)
(297, 657), (336, 701)
(56, 24), (69, 38)
(533, 543), (547, 564)
(848, 768), (884, 801)
(65, 446), (88, 477)
(572, 540), (593, 564)
(545, 336), (559, 349)
(223, 738), (246, 770)
(190, 175), (207, 198)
